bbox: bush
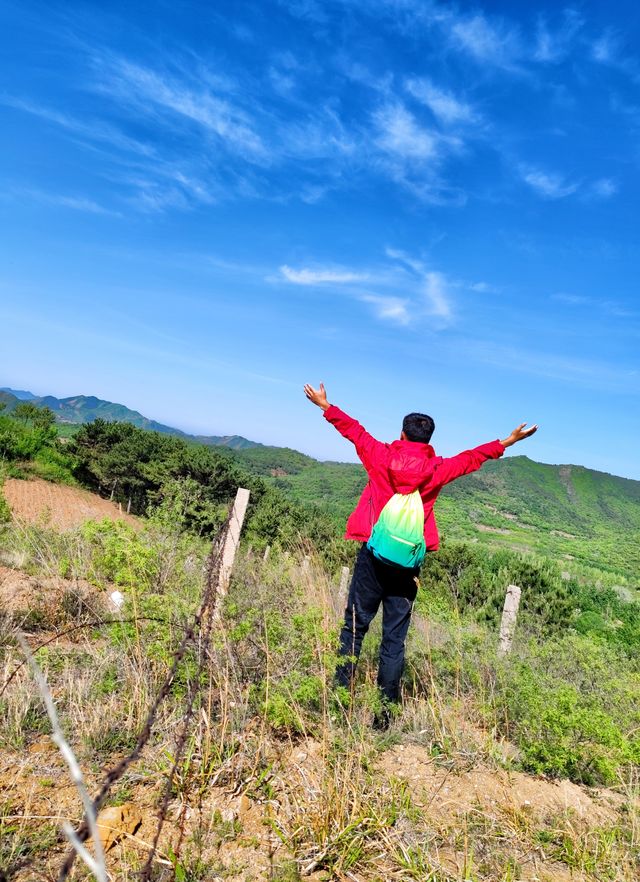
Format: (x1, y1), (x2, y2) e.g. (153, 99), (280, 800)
(418, 541), (573, 632)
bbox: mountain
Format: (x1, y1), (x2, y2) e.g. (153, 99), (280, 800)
(236, 445), (640, 580)
(0, 387), (36, 400)
(0, 388), (260, 450)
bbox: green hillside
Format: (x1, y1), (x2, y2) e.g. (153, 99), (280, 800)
(237, 446), (640, 580)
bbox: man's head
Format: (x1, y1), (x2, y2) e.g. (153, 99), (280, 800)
(401, 412), (435, 444)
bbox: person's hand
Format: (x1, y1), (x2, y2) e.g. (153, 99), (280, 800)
(304, 383), (331, 411)
(501, 423), (538, 448)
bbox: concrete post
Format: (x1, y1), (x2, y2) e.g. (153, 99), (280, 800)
(338, 566), (350, 601)
(498, 584), (522, 657)
(219, 488), (250, 596)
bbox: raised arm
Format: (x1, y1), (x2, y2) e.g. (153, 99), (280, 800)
(303, 383), (385, 470)
(435, 422), (538, 487)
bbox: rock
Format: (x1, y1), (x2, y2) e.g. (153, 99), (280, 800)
(220, 808), (237, 824)
(108, 590), (125, 610)
(94, 803), (141, 852)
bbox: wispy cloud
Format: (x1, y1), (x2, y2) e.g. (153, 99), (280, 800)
(591, 30), (619, 64)
(280, 265), (370, 285)
(386, 249), (452, 319)
(1, 96), (155, 157)
(590, 177), (618, 199)
(370, 101), (466, 203)
(405, 78), (478, 126)
(278, 249), (455, 325)
(533, 11), (583, 63)
(447, 12), (523, 71)
(519, 166), (618, 202)
(467, 339), (640, 394)
(94, 56), (268, 160)
(552, 291), (636, 320)
(520, 166), (579, 199)
(8, 185), (120, 216)
(359, 293), (410, 325)
(373, 103), (439, 160)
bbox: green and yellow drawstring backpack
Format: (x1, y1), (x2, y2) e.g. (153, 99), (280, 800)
(367, 488), (427, 569)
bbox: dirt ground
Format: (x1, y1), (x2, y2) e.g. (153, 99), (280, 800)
(3, 478), (138, 531)
(1, 732), (633, 882)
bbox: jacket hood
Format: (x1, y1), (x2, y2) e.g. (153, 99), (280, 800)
(387, 440), (440, 493)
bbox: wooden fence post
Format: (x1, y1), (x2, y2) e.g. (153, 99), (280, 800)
(498, 584), (521, 657)
(219, 488), (250, 596)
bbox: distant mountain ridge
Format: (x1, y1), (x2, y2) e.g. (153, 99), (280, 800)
(0, 388), (260, 451)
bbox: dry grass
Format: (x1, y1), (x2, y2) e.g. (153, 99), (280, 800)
(0, 525), (638, 882)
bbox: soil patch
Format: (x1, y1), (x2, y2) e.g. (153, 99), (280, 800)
(3, 478), (138, 531)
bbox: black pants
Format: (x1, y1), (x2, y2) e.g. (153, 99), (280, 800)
(335, 545), (418, 704)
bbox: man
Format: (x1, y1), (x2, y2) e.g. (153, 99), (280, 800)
(304, 382), (537, 726)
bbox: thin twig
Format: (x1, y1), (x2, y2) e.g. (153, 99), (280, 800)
(16, 633), (107, 882)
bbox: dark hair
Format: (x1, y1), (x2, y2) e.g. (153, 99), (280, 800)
(402, 412), (435, 444)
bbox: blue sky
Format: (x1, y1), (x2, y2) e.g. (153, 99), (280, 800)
(1, 1), (639, 478)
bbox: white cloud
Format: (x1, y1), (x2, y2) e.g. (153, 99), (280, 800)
(533, 11), (583, 63)
(592, 31), (618, 64)
(96, 57), (267, 160)
(520, 166), (578, 199)
(449, 12), (523, 70)
(405, 78), (477, 126)
(280, 265), (370, 285)
(11, 186), (120, 216)
(423, 271), (452, 318)
(359, 294), (410, 325)
(278, 249), (460, 325)
(385, 249), (453, 319)
(1, 96), (155, 157)
(373, 103), (438, 160)
(591, 178), (618, 199)
(468, 281), (498, 294)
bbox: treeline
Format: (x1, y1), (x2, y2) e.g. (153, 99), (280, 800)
(0, 411), (348, 566)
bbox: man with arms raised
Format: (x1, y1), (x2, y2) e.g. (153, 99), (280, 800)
(304, 382), (537, 728)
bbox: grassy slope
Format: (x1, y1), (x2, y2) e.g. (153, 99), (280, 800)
(237, 447), (640, 580)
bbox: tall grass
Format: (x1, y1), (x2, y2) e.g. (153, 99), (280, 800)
(0, 516), (638, 881)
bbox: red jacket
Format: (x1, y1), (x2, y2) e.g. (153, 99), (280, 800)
(324, 405), (505, 550)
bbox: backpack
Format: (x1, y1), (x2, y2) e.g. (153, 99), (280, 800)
(367, 489), (427, 569)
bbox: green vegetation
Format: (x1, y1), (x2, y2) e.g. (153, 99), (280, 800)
(236, 444), (640, 581)
(70, 419), (348, 567)
(1, 403), (640, 879)
(0, 406), (76, 483)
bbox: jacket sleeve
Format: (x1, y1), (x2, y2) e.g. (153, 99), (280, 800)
(434, 440), (505, 487)
(323, 405), (386, 471)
